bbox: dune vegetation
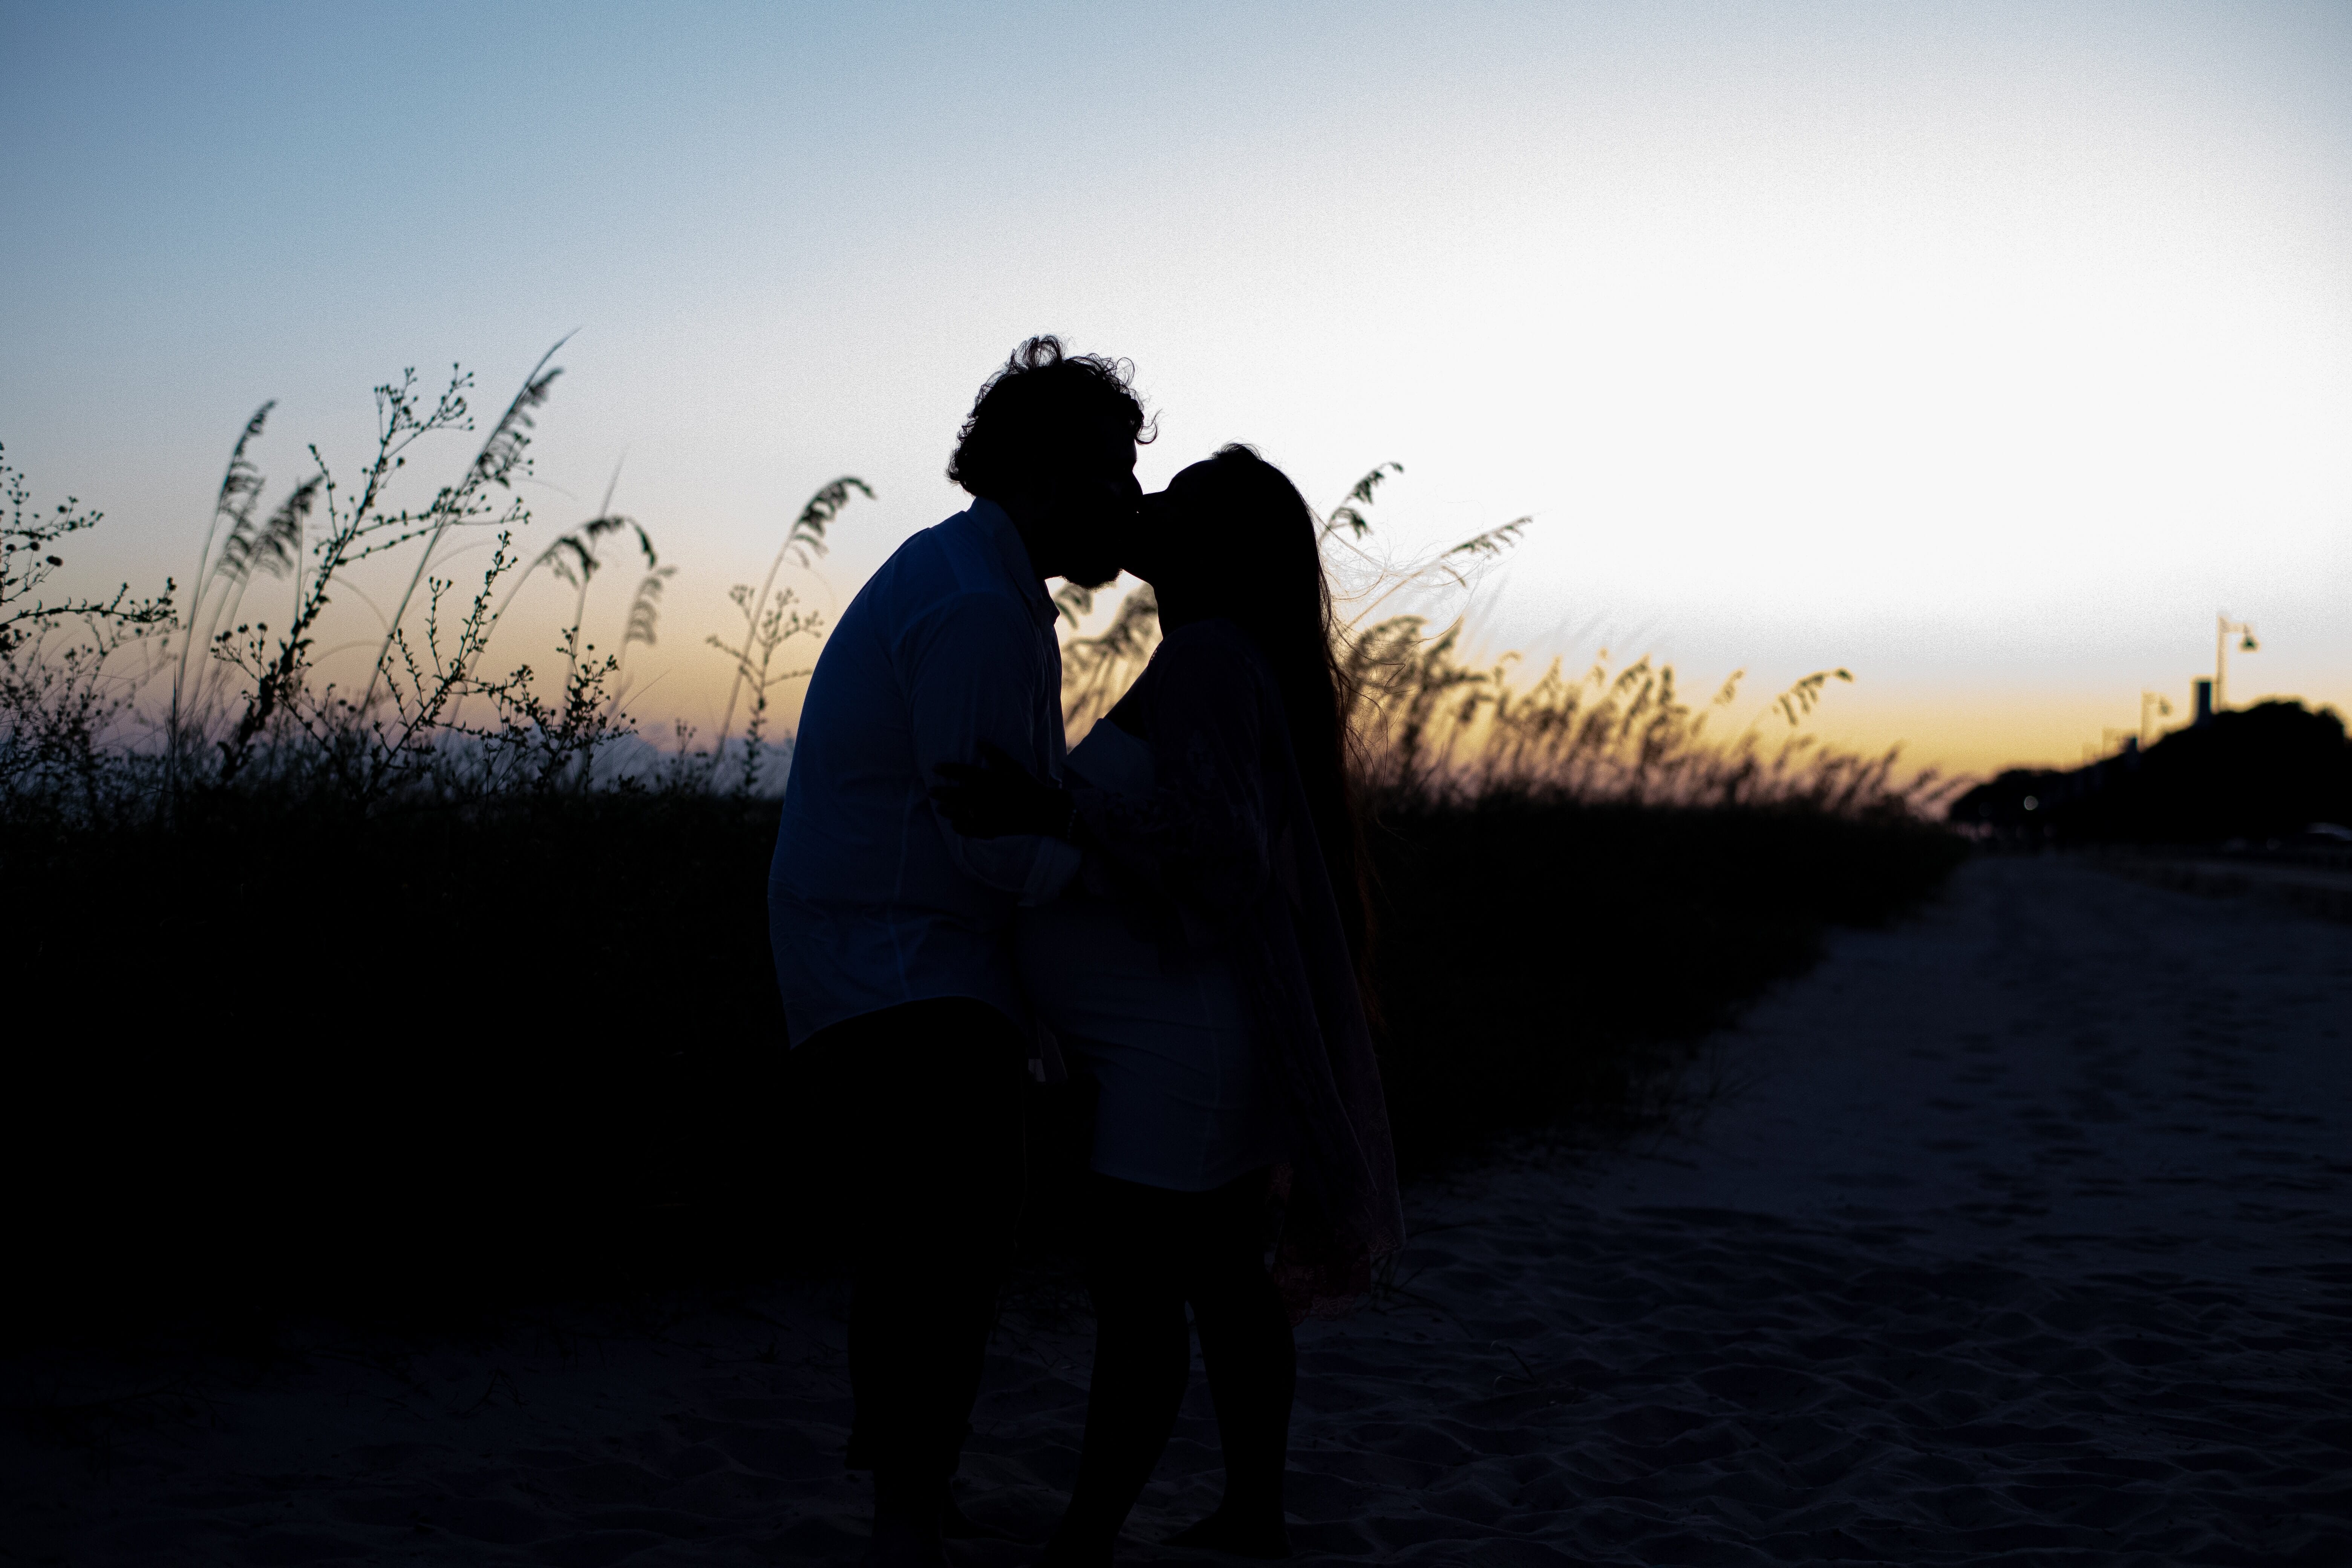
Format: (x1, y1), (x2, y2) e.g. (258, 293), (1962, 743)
(2, 355), (1963, 1329)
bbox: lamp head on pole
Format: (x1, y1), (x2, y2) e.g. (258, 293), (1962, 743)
(2240, 633), (2258, 652)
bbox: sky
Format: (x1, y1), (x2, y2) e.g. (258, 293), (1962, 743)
(4, 0), (2347, 778)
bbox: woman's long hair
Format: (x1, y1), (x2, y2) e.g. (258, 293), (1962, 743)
(1184, 445), (1378, 1011)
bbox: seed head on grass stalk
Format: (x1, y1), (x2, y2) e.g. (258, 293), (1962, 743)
(613, 556), (676, 702)
(1356, 643), (1946, 819)
(170, 402), (271, 779)
(358, 338), (567, 719)
(708, 476), (871, 793)
(537, 514), (652, 691)
(1091, 457), (1949, 819)
(190, 353), (629, 803)
(1320, 462), (1403, 542)
(208, 364), (478, 786)
(188, 474), (321, 728)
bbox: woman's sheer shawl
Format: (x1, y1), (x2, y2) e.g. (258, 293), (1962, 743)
(1067, 619), (1406, 1321)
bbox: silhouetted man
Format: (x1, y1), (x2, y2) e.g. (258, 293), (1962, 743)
(768, 337), (1145, 1567)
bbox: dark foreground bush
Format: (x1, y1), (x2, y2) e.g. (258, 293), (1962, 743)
(8, 792), (790, 1337)
(5, 790), (1961, 1337)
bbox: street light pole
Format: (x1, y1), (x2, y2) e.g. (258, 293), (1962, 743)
(2216, 613), (2258, 711)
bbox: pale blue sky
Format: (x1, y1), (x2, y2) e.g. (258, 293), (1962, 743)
(5, 0), (2348, 770)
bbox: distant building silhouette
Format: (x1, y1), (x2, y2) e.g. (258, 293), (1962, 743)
(1949, 699), (2350, 845)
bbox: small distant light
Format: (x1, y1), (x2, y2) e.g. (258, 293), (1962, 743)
(2023, 796), (2039, 810)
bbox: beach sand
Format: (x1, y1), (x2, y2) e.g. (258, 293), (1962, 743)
(10, 856), (2349, 1564)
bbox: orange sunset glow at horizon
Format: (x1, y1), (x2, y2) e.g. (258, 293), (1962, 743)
(5, 1), (2346, 787)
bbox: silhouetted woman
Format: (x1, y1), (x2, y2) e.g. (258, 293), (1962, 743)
(932, 444), (1405, 1564)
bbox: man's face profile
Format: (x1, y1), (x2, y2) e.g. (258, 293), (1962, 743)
(1047, 417), (1140, 590)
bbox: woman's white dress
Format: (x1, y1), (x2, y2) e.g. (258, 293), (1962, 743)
(1014, 720), (1280, 1192)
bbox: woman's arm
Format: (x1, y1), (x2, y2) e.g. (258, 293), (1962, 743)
(928, 620), (1277, 917)
(1071, 622), (1274, 915)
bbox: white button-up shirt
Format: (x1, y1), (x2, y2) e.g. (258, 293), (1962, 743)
(767, 498), (1083, 1045)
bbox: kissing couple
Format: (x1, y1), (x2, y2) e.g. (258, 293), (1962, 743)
(769, 337), (1404, 1566)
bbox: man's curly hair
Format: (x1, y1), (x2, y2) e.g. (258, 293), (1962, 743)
(947, 336), (1155, 501)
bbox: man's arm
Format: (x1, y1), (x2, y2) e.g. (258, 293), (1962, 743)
(902, 591), (1081, 905)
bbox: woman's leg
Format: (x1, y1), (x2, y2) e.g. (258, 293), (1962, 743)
(1171, 1169), (1295, 1556)
(1045, 1177), (1193, 1567)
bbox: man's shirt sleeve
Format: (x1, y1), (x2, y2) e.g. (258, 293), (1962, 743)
(901, 590), (1082, 906)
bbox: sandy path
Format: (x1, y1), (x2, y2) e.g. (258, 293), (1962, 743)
(9, 856), (2349, 1565)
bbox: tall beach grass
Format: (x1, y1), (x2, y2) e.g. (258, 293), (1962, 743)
(2, 367), (1966, 1332)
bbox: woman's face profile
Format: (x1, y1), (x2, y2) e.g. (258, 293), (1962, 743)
(1132, 461), (1221, 597)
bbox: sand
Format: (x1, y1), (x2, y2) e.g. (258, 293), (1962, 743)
(9, 855), (2349, 1565)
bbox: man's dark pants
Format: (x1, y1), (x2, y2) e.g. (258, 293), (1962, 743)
(794, 997), (1028, 1512)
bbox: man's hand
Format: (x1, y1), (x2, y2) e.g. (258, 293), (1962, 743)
(930, 743), (1075, 839)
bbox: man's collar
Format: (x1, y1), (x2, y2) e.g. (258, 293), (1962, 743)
(969, 496), (1058, 630)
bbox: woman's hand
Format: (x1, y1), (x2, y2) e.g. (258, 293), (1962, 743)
(930, 743), (1076, 839)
